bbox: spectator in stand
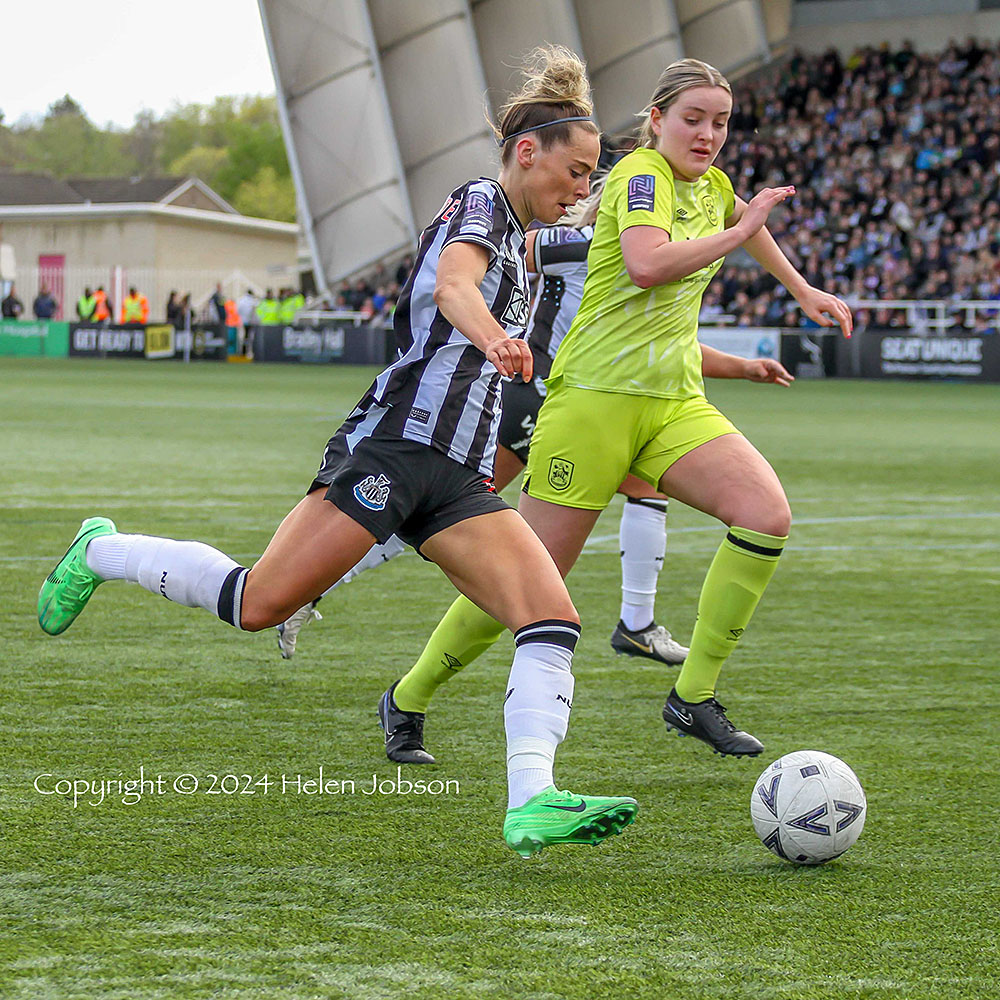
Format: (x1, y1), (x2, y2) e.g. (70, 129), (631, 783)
(166, 291), (182, 328)
(279, 288), (305, 325)
(77, 287), (96, 322)
(395, 253), (414, 286)
(255, 289), (279, 326)
(93, 286), (112, 326)
(210, 282), (226, 324)
(33, 285), (57, 319)
(358, 296), (376, 321)
(179, 293), (193, 330)
(2, 284), (23, 318)
(120, 286), (149, 325)
(237, 288), (258, 329)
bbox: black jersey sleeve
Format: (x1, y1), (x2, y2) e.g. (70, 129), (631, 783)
(535, 224), (593, 272)
(441, 180), (512, 266)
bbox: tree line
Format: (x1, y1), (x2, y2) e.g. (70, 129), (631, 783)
(0, 95), (295, 222)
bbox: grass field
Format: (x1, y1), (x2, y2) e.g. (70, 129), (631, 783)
(1, 357), (998, 999)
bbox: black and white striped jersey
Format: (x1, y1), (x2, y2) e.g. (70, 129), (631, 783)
(341, 178), (528, 477)
(525, 224), (593, 379)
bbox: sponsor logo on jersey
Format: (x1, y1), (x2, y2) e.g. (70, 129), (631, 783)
(439, 197), (460, 223)
(353, 474), (392, 511)
(463, 190), (495, 237)
(627, 174), (655, 212)
(408, 406), (431, 424)
(501, 288), (529, 327)
(675, 207), (689, 219)
(548, 457), (575, 492)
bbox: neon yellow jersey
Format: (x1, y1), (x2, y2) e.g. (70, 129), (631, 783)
(550, 147), (736, 398)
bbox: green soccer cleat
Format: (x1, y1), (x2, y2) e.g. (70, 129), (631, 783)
(37, 516), (117, 635)
(503, 786), (639, 859)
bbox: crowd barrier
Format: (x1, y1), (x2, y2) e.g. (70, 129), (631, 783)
(1, 319), (996, 381)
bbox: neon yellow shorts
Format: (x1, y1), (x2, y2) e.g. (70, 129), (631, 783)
(523, 380), (740, 510)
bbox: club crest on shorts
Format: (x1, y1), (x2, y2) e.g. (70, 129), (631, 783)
(353, 473), (392, 511)
(548, 457), (574, 492)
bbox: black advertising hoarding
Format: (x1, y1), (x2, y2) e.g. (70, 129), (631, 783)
(858, 330), (1000, 381)
(174, 325), (228, 361)
(779, 329), (839, 378)
(69, 324), (148, 358)
(251, 324), (392, 364)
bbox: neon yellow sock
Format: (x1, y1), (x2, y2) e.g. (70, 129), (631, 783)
(393, 594), (506, 712)
(674, 526), (786, 704)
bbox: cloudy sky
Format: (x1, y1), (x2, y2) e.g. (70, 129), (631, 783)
(0, 0), (276, 127)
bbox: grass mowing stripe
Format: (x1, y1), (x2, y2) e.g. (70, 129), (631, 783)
(1, 358), (998, 999)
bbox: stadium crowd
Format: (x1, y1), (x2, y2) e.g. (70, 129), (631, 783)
(355, 41), (999, 333)
(708, 39), (1000, 330)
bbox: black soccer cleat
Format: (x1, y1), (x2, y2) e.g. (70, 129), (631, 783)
(662, 688), (763, 757)
(377, 681), (436, 765)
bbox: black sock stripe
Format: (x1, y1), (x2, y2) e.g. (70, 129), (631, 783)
(217, 567), (248, 627)
(626, 496), (668, 512)
(514, 618), (581, 652)
(726, 532), (784, 558)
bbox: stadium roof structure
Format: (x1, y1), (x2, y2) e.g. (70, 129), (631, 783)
(257, 0), (793, 291)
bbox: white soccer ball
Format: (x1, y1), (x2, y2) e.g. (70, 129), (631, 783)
(750, 750), (867, 865)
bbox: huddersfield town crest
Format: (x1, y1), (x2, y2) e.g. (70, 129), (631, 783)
(548, 457), (574, 492)
(353, 473), (392, 511)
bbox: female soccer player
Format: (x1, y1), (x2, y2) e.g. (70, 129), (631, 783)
(379, 185), (797, 765)
(37, 46), (637, 859)
(278, 185), (690, 669)
(383, 57), (852, 763)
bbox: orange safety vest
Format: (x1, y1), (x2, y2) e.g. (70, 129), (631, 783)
(224, 299), (240, 327)
(93, 289), (110, 321)
(121, 293), (149, 324)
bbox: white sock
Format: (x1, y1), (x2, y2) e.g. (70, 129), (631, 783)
(86, 533), (248, 626)
(619, 498), (668, 631)
(504, 620), (579, 809)
(321, 533), (406, 596)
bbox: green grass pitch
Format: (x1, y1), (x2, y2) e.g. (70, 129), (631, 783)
(1, 356), (997, 999)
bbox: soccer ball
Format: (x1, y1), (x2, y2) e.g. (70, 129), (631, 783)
(750, 750), (867, 865)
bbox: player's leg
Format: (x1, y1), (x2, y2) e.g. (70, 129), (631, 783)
(420, 508), (637, 857)
(381, 383), (625, 763)
(280, 398), (533, 662)
(388, 442), (527, 714)
(645, 413), (790, 756)
(39, 491), (376, 635)
(276, 534), (408, 659)
(610, 476), (688, 665)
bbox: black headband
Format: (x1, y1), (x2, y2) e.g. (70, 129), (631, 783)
(499, 115), (595, 146)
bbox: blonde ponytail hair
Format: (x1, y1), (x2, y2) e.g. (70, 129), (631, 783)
(637, 58), (732, 148)
(492, 45), (599, 164)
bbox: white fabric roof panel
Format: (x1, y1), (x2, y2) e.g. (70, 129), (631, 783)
(472, 0), (585, 112)
(259, 0), (787, 287)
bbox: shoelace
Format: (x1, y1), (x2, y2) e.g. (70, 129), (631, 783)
(707, 699), (737, 733)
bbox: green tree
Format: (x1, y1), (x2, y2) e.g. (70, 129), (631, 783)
(232, 165), (296, 222)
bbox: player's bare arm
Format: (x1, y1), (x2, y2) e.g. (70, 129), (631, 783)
(700, 344), (793, 386)
(434, 241), (533, 380)
(726, 194), (854, 338)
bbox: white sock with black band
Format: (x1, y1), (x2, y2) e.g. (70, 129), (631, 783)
(86, 534), (249, 627)
(504, 619), (580, 809)
(619, 497), (668, 632)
